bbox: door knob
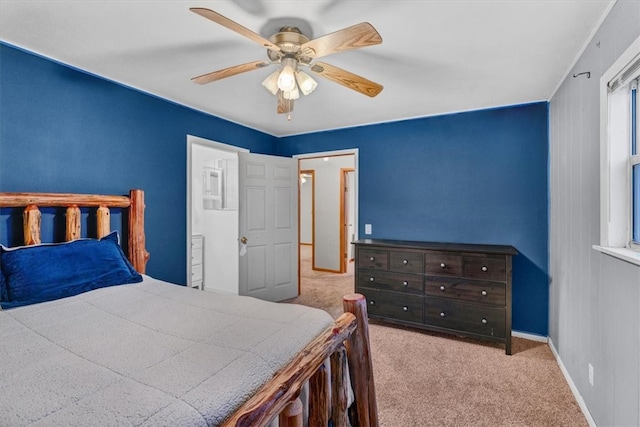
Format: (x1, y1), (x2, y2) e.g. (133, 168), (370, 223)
(240, 236), (248, 244)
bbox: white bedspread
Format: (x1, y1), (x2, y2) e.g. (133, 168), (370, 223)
(0, 276), (333, 426)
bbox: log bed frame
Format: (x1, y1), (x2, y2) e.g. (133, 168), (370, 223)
(0, 189), (378, 427)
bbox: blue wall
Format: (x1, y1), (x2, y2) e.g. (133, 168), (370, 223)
(0, 44), (278, 284)
(278, 104), (550, 336)
(1, 44), (549, 335)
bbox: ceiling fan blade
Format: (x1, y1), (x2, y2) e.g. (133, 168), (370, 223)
(310, 61), (383, 97)
(277, 91), (294, 114)
(300, 22), (382, 59)
(192, 60), (270, 85)
(190, 8), (281, 52)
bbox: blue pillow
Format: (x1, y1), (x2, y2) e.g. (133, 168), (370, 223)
(0, 263), (6, 304)
(0, 231), (142, 309)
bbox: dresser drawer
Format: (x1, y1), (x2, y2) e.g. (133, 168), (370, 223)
(425, 277), (505, 305)
(425, 298), (506, 338)
(191, 263), (203, 282)
(424, 252), (462, 276)
(463, 255), (506, 281)
(192, 235), (203, 249)
(358, 249), (388, 270)
(191, 247), (203, 265)
(389, 251), (423, 273)
(358, 269), (423, 294)
(360, 288), (423, 323)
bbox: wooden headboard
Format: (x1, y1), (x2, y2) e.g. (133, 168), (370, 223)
(0, 189), (149, 273)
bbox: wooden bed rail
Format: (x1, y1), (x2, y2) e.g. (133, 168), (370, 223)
(224, 293), (378, 427)
(0, 190), (149, 273)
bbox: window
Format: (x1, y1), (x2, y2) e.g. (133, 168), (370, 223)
(598, 35), (640, 264)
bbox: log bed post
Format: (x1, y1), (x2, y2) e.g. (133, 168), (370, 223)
(308, 364), (330, 425)
(65, 205), (81, 241)
(343, 293), (379, 427)
(278, 398), (303, 427)
(128, 189), (149, 274)
(23, 205), (41, 245)
(96, 205), (111, 238)
(330, 346), (350, 427)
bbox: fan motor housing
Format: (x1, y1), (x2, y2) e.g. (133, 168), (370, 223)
(268, 27), (311, 62)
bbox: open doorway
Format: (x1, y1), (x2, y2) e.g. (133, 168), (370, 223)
(187, 136), (299, 302)
(187, 136), (246, 295)
(295, 149), (358, 297)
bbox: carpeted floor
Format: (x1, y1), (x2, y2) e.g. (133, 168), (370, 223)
(284, 245), (588, 427)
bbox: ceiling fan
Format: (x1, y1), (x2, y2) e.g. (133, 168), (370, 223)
(189, 7), (383, 117)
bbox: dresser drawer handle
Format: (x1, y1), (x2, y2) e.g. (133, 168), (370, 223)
(370, 300), (375, 306)
(440, 262), (446, 268)
(369, 277), (375, 282)
(402, 281), (409, 286)
(481, 318), (488, 324)
(482, 266), (488, 272)
(439, 285), (446, 291)
(369, 256), (375, 262)
(402, 259), (408, 265)
(440, 312), (446, 317)
(481, 290), (487, 296)
(402, 306), (408, 312)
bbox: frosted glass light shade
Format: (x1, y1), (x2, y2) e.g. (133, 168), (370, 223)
(283, 85), (300, 100)
(261, 70), (280, 95)
(295, 71), (317, 95)
(277, 57), (297, 92)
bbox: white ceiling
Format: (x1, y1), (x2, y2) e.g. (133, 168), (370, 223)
(0, 0), (613, 137)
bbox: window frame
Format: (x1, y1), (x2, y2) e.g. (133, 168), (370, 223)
(631, 81), (639, 246)
(597, 34), (640, 263)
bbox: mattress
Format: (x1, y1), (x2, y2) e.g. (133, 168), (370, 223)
(0, 276), (333, 426)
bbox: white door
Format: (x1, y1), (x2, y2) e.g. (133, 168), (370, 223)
(238, 152), (298, 301)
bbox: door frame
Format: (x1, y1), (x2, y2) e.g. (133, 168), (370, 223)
(299, 169), (316, 264)
(186, 135), (248, 291)
(340, 167), (355, 273)
(294, 149), (358, 285)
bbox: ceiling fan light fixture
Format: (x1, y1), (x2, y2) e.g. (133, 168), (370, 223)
(188, 8), (384, 117)
(277, 56), (297, 92)
(295, 71), (317, 96)
(261, 70), (280, 95)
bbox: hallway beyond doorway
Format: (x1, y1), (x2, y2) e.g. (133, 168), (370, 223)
(284, 245), (354, 319)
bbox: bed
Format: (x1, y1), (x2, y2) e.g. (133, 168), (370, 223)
(0, 189), (378, 427)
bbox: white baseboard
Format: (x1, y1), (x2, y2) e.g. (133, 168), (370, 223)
(548, 338), (597, 427)
(512, 330), (548, 342)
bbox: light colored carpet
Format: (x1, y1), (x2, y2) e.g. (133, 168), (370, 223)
(284, 245), (588, 427)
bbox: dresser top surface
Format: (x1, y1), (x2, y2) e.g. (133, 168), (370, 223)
(352, 239), (518, 256)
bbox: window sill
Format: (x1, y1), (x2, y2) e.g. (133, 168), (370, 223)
(592, 245), (640, 266)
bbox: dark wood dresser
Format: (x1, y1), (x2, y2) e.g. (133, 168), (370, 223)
(353, 239), (518, 354)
